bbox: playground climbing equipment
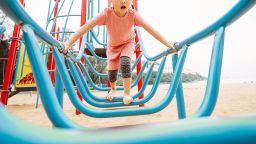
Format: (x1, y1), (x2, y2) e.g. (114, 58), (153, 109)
(0, 0), (255, 143)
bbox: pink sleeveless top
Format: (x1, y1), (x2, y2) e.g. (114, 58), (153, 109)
(92, 7), (146, 70)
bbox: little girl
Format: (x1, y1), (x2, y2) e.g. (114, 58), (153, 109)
(62, 0), (177, 105)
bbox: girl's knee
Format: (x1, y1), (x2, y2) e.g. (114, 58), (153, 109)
(120, 56), (131, 78)
(108, 70), (118, 82)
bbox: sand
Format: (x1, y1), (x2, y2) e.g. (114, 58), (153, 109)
(6, 82), (256, 128)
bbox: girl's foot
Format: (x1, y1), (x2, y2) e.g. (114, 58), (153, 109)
(106, 90), (116, 101)
(123, 95), (133, 105)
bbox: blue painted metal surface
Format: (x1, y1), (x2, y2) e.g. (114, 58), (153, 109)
(0, 25), (6, 34)
(0, 0), (255, 143)
(78, 61), (151, 98)
(70, 60), (164, 107)
(77, 58), (166, 103)
(80, 59), (148, 91)
(176, 0), (256, 49)
(193, 27), (226, 117)
(82, 53), (142, 77)
(1, 104), (256, 143)
(172, 53), (186, 119)
(22, 24), (81, 129)
(67, 59), (153, 107)
(53, 46), (187, 117)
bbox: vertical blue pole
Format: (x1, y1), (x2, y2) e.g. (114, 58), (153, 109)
(22, 24), (81, 129)
(55, 69), (64, 107)
(172, 53), (186, 119)
(193, 27), (225, 117)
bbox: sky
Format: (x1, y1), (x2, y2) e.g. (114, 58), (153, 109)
(22, 0), (256, 82)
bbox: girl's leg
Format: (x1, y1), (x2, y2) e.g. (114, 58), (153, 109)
(120, 56), (133, 105)
(106, 70), (118, 101)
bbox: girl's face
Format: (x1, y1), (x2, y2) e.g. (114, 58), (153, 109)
(111, 0), (133, 16)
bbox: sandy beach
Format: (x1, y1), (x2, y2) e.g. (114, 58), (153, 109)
(6, 81), (256, 128)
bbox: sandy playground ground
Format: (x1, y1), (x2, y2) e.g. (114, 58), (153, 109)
(6, 81), (256, 128)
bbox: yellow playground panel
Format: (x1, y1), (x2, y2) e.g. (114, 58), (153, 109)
(15, 44), (36, 88)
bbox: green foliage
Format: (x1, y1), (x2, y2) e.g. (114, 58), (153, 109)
(84, 56), (108, 84)
(0, 10), (14, 40)
(0, 40), (9, 86)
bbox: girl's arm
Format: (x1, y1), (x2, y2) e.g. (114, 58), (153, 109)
(63, 20), (96, 51)
(142, 23), (177, 52)
(108, 0), (111, 7)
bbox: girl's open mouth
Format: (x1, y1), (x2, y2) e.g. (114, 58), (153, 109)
(120, 6), (126, 10)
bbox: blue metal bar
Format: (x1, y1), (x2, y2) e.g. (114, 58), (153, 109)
(46, 0), (52, 24)
(68, 60), (153, 107)
(59, 0), (74, 41)
(172, 54), (186, 119)
(74, 60), (154, 104)
(12, 41), (22, 85)
(1, 104), (256, 143)
(47, 0), (58, 24)
(16, 43), (27, 81)
(55, 68), (64, 108)
(193, 27), (226, 117)
(90, 30), (107, 46)
(53, 0), (75, 105)
(1, 0), (254, 56)
(48, 14), (81, 21)
(35, 92), (40, 108)
(53, 45), (187, 117)
(90, 0), (100, 37)
(39, 0), (59, 61)
(82, 53), (142, 77)
(136, 27), (176, 61)
(86, 43), (107, 60)
(176, 0), (256, 50)
(76, 57), (166, 104)
(79, 59), (148, 91)
(22, 24), (81, 129)
(0, 1), (62, 47)
(50, 31), (75, 34)
(49, 0), (66, 34)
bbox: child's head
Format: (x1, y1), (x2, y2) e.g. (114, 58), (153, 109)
(111, 0), (133, 15)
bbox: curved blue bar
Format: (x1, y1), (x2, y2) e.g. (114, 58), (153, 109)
(80, 58), (163, 103)
(71, 60), (156, 106)
(0, 0), (62, 47)
(53, 45), (187, 117)
(0, 0), (254, 55)
(47, 0), (58, 24)
(22, 25), (82, 129)
(193, 27), (225, 117)
(86, 43), (108, 61)
(55, 69), (64, 108)
(172, 54), (186, 119)
(68, 60), (153, 107)
(1, 105), (256, 143)
(136, 28), (175, 61)
(13, 42), (25, 82)
(82, 53), (142, 78)
(76, 61), (155, 102)
(48, 14), (81, 21)
(49, 0), (66, 33)
(177, 0), (256, 49)
(90, 30), (107, 46)
(80, 59), (148, 91)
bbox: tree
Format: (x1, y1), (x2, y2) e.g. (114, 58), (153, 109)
(84, 56), (108, 85)
(0, 10), (14, 40)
